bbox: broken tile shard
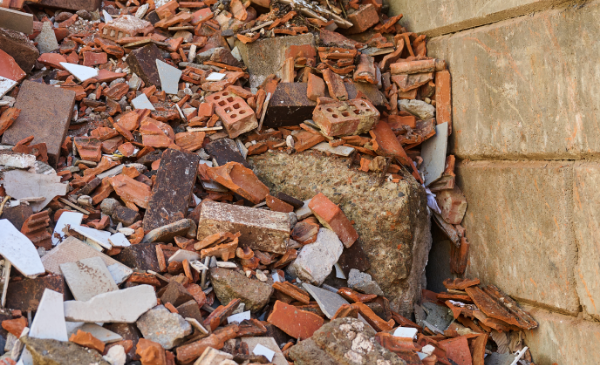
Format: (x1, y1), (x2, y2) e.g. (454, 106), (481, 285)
(0, 220), (45, 278)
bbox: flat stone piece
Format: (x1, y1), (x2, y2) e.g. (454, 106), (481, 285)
(127, 44), (164, 88)
(210, 267), (274, 312)
(241, 337), (287, 365)
(131, 93), (155, 110)
(136, 305), (192, 349)
(0, 76), (17, 98)
(287, 228), (343, 285)
(264, 82), (387, 129)
(64, 285), (157, 323)
(72, 225), (112, 249)
(52, 212), (83, 246)
(42, 236), (131, 278)
(205, 138), (249, 168)
(156, 59), (182, 94)
(60, 62), (98, 82)
(114, 242), (160, 271)
(196, 200), (290, 255)
(67, 323), (123, 343)
(35, 22), (59, 53)
(2, 170), (68, 212)
(21, 337), (110, 365)
(302, 283), (349, 319)
(143, 148), (200, 231)
(60, 257), (118, 302)
(421, 122), (448, 186)
(311, 318), (405, 365)
(5, 276), (66, 312)
(0, 219), (45, 278)
(0, 28), (39, 72)
(2, 80), (76, 166)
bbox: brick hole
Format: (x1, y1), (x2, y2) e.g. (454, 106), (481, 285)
(332, 114), (338, 118)
(353, 110), (360, 114)
(223, 92), (229, 96)
(224, 107), (232, 113)
(239, 110), (246, 115)
(227, 97), (234, 102)
(342, 111), (349, 117)
(231, 114), (237, 118)
(327, 108), (333, 112)
(218, 100), (226, 106)
(214, 96), (221, 100)
(233, 103), (240, 109)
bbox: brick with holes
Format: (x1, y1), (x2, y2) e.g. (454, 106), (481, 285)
(206, 90), (258, 139)
(313, 98), (380, 137)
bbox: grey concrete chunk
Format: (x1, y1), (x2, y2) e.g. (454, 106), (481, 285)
(156, 59), (182, 94)
(348, 269), (385, 296)
(64, 285), (157, 323)
(399, 99), (435, 120)
(302, 283), (349, 319)
(60, 257), (118, 302)
(136, 305), (192, 349)
(287, 228), (343, 285)
(420, 122), (448, 186)
(34, 22), (58, 53)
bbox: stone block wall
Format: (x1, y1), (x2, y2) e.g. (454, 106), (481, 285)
(389, 0), (600, 363)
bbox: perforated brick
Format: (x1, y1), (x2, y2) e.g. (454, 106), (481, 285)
(313, 98), (379, 137)
(206, 91), (258, 138)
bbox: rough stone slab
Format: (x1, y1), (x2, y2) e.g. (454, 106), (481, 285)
(60, 257), (118, 302)
(2, 80), (76, 167)
(35, 22), (58, 53)
(5, 276), (66, 312)
(64, 285), (157, 323)
(287, 228), (343, 286)
(250, 151), (430, 315)
(143, 148), (200, 232)
(456, 161), (578, 313)
(210, 267), (274, 312)
(264, 82), (387, 129)
(2, 170), (68, 212)
(289, 338), (338, 365)
(21, 337), (110, 365)
(197, 200), (290, 255)
(428, 3), (600, 159)
(573, 162), (600, 319)
(389, 0), (570, 37)
(0, 219), (45, 278)
(127, 44), (164, 88)
(302, 283), (349, 319)
(42, 236), (131, 281)
(113, 242), (161, 271)
(137, 305), (191, 349)
(0, 28), (39, 72)
(235, 33), (315, 88)
(523, 305), (600, 365)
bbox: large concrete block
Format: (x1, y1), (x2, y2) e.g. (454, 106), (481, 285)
(573, 162), (600, 319)
(389, 0), (578, 37)
(250, 151), (431, 316)
(428, 3), (600, 159)
(456, 161), (579, 313)
(523, 305), (600, 365)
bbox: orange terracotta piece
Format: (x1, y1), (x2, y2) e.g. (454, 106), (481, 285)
(0, 49), (26, 82)
(1, 317), (27, 337)
(69, 329), (106, 353)
(136, 338), (167, 365)
(267, 300), (324, 340)
(207, 162), (269, 204)
(308, 193), (358, 248)
(109, 174), (152, 209)
(176, 324), (239, 364)
(306, 73), (325, 101)
(438, 336), (472, 365)
(266, 194), (294, 213)
(0, 108), (20, 136)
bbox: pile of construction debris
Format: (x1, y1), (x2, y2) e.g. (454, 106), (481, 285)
(0, 0), (539, 363)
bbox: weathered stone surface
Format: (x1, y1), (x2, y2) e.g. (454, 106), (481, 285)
(389, 0), (569, 37)
(573, 162), (600, 319)
(523, 305), (600, 365)
(144, 149), (200, 232)
(235, 33), (315, 87)
(136, 305), (192, 349)
(287, 228), (343, 286)
(21, 336), (111, 365)
(347, 269), (384, 296)
(456, 161), (579, 313)
(0, 28), (39, 72)
(197, 200), (290, 255)
(2, 80), (76, 166)
(250, 151), (430, 315)
(160, 281), (194, 307)
(114, 242), (161, 271)
(289, 338), (338, 365)
(398, 99), (435, 120)
(309, 318), (404, 365)
(126, 44), (164, 88)
(210, 267), (273, 312)
(428, 3), (600, 159)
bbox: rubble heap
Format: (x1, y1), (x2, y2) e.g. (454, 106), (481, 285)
(0, 0), (539, 363)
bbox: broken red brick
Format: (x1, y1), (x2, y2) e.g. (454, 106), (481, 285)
(306, 73), (325, 102)
(291, 218), (320, 245)
(110, 174), (152, 209)
(322, 68), (348, 101)
(207, 162), (269, 204)
(37, 53), (67, 69)
(308, 193), (358, 248)
(347, 4), (379, 34)
(83, 51), (107, 66)
(266, 194), (294, 213)
(0, 108), (20, 136)
(74, 137), (102, 162)
(0, 49), (26, 82)
(69, 329), (105, 353)
(136, 338), (167, 365)
(267, 300), (324, 340)
(435, 185), (467, 225)
(205, 90), (258, 138)
(1, 317), (27, 338)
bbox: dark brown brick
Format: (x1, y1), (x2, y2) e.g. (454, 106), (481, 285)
(2, 81), (76, 167)
(5, 276), (68, 312)
(161, 281), (194, 307)
(0, 205), (33, 231)
(112, 206), (141, 227)
(114, 242), (161, 271)
(337, 239), (371, 277)
(126, 44), (164, 88)
(0, 28), (39, 72)
(205, 138), (249, 168)
(143, 149), (200, 232)
(176, 300), (203, 323)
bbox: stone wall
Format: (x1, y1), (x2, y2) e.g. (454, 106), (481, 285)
(389, 0), (600, 363)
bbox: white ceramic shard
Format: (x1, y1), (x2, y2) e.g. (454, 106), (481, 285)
(60, 63), (99, 82)
(156, 59), (182, 94)
(0, 220), (45, 278)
